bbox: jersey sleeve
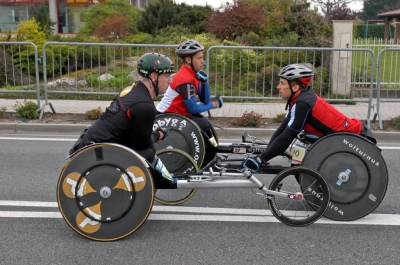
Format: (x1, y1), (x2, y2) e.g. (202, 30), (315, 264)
(198, 83), (210, 104)
(184, 98), (214, 114)
(176, 83), (214, 114)
(260, 102), (311, 162)
(260, 125), (298, 162)
(287, 102), (311, 132)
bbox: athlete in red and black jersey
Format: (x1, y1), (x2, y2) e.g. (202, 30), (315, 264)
(244, 64), (376, 167)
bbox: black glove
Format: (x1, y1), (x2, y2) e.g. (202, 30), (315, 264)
(212, 93), (223, 108)
(156, 127), (169, 142)
(242, 156), (263, 172)
(196, 70), (208, 83)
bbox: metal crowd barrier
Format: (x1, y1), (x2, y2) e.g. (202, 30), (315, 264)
(0, 42), (41, 111)
(40, 42), (179, 119)
(1, 41), (399, 128)
(205, 46), (376, 126)
(374, 48), (400, 128)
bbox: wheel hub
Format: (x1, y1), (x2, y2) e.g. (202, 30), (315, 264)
(99, 187), (112, 199)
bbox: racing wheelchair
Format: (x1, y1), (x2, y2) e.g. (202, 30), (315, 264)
(153, 113), (388, 222)
(57, 143), (330, 241)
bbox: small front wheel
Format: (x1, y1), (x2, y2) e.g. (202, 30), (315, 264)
(267, 166), (330, 226)
(154, 149), (199, 205)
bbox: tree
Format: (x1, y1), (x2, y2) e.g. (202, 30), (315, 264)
(309, 0), (363, 23)
(285, 2), (332, 46)
(202, 0), (266, 41)
(242, 0), (294, 39)
(137, 0), (211, 35)
(92, 13), (131, 41)
(78, 0), (140, 37)
(330, 3), (358, 21)
(32, 3), (56, 38)
(361, 0), (400, 21)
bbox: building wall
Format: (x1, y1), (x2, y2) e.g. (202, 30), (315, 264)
(0, 0), (149, 34)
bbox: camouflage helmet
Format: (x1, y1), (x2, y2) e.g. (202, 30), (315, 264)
(137, 53), (174, 78)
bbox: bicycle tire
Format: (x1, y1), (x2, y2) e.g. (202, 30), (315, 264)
(154, 149), (199, 205)
(268, 166), (330, 226)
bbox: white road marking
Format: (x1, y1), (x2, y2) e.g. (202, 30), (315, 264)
(0, 200), (399, 226)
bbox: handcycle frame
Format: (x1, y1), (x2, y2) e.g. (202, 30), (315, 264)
(57, 143), (330, 242)
(153, 113), (388, 222)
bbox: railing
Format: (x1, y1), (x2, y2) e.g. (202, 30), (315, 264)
(40, 42), (179, 118)
(374, 48), (400, 128)
(0, 42), (41, 110)
(205, 46), (376, 126)
(1, 41), (399, 128)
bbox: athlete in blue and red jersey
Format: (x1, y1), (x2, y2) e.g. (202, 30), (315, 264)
(243, 64), (376, 168)
(156, 40), (223, 138)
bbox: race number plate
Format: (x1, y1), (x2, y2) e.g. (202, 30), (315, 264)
(292, 143), (306, 164)
(233, 147), (247, 154)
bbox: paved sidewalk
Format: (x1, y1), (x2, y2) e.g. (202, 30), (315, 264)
(1, 98), (400, 120)
(1, 98), (400, 142)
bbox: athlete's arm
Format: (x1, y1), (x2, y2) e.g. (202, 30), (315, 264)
(269, 118), (289, 145)
(260, 102), (311, 162)
(130, 102), (160, 149)
(177, 83), (214, 114)
(198, 82), (211, 104)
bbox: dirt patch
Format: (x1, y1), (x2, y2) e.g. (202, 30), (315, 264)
(0, 112), (398, 131)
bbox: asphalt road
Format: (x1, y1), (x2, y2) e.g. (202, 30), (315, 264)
(1, 135), (399, 265)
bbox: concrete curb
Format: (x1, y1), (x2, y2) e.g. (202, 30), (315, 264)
(0, 123), (90, 135)
(0, 123), (399, 143)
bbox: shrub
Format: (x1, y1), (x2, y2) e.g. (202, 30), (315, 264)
(13, 100), (39, 119)
(124, 33), (154, 44)
(85, 107), (102, 120)
(0, 106), (6, 117)
(388, 116), (400, 130)
(230, 111), (263, 127)
(273, 113), (286, 123)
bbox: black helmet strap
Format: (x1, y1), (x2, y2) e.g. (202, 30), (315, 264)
(151, 73), (160, 96)
(183, 54), (197, 73)
(285, 81), (295, 111)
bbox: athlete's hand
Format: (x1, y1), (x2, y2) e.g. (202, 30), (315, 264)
(196, 70), (208, 83)
(212, 93), (223, 108)
(156, 127), (169, 143)
(242, 156), (263, 172)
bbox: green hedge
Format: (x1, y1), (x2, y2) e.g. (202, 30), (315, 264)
(354, 24), (395, 39)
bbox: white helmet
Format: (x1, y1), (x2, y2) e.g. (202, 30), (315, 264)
(278, 64), (313, 85)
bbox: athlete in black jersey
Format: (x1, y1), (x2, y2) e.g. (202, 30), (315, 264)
(69, 53), (174, 162)
(243, 64), (376, 171)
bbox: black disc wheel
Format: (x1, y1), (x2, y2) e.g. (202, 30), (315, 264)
(301, 133), (388, 221)
(154, 113), (206, 168)
(154, 149), (199, 205)
(57, 143), (154, 241)
(268, 166), (330, 226)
